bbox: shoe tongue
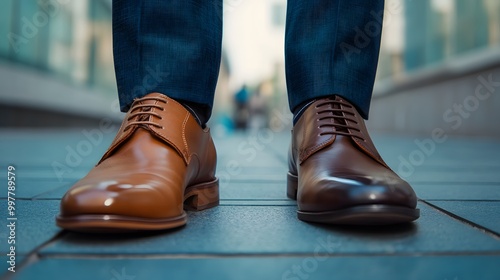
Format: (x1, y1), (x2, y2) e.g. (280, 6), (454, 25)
(135, 93), (168, 124)
(138, 106), (151, 121)
(134, 100), (155, 129)
(329, 100), (349, 134)
(136, 93), (165, 113)
(140, 98), (156, 106)
(99, 93), (196, 166)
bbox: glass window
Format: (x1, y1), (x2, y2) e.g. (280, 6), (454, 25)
(379, 0), (500, 81)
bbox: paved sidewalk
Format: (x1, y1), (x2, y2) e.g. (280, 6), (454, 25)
(1, 128), (499, 280)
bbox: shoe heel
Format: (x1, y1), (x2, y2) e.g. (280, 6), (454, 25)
(184, 178), (219, 211)
(287, 172), (298, 200)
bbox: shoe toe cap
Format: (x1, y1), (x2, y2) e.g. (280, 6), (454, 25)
(59, 179), (183, 219)
(298, 175), (418, 212)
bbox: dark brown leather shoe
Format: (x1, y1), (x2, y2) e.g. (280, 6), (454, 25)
(56, 93), (218, 232)
(288, 96), (419, 225)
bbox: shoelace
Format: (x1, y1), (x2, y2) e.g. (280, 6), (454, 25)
(315, 99), (364, 140)
(123, 97), (167, 131)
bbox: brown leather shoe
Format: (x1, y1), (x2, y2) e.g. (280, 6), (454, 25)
(288, 96), (419, 225)
(56, 93), (218, 231)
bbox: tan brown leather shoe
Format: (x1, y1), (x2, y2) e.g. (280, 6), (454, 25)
(288, 96), (419, 225)
(56, 93), (218, 232)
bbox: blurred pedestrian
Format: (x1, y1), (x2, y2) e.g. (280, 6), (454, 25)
(233, 84), (250, 130)
(248, 83), (269, 131)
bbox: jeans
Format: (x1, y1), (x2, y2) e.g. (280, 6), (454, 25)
(113, 0), (383, 119)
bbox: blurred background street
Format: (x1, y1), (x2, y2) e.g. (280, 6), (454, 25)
(0, 0), (499, 279)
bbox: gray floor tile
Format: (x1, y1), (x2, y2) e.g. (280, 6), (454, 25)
(0, 129), (113, 168)
(15, 168), (90, 180)
(31, 184), (74, 200)
(414, 183), (500, 200)
(373, 135), (500, 182)
(11, 255), (500, 280)
(0, 200), (61, 255)
(0, 255), (25, 275)
(220, 182), (287, 200)
(40, 203), (500, 256)
(221, 174), (284, 184)
(220, 200), (295, 206)
(427, 201), (500, 234)
(0, 178), (75, 199)
(217, 154), (284, 169)
(404, 170), (500, 184)
(10, 168), (500, 193)
(3, 129), (500, 280)
(217, 166), (287, 175)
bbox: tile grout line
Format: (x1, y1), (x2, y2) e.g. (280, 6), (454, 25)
(8, 180), (500, 185)
(409, 181), (500, 185)
(30, 183), (74, 200)
(4, 198), (298, 203)
(3, 230), (69, 279)
(8, 198), (500, 202)
(422, 199), (500, 202)
(421, 200), (500, 239)
(37, 251), (500, 260)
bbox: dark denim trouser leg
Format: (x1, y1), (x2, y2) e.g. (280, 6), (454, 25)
(285, 0), (384, 119)
(112, 0), (223, 114)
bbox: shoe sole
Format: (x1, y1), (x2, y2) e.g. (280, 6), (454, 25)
(56, 178), (219, 232)
(287, 173), (420, 225)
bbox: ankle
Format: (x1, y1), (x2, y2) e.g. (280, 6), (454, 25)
(292, 99), (317, 125)
(176, 99), (210, 127)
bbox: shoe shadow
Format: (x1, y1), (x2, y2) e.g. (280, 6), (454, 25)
(58, 226), (186, 245)
(312, 222), (418, 238)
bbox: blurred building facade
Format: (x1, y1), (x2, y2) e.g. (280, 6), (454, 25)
(1, 1), (116, 90)
(371, 0), (500, 137)
(0, 0), (119, 126)
(0, 0), (231, 127)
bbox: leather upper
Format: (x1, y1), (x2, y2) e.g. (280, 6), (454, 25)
(59, 93), (217, 219)
(289, 96), (418, 212)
